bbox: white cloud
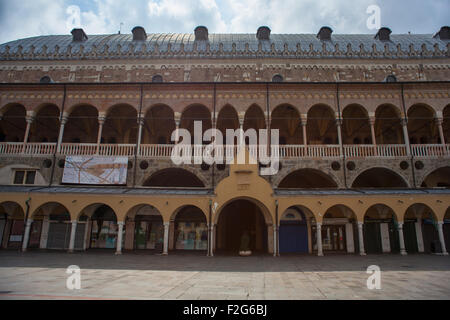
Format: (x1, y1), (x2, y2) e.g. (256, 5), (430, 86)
(0, 0), (447, 44)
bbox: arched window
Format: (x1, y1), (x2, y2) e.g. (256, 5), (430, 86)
(385, 75), (397, 83)
(39, 75), (53, 84)
(272, 74), (283, 82)
(152, 75), (163, 83)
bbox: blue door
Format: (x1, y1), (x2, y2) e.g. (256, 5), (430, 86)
(279, 223), (308, 253)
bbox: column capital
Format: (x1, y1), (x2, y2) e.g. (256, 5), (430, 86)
(98, 115), (106, 124)
(357, 221), (364, 226)
(300, 117), (307, 126)
(368, 117), (376, 126)
(163, 221), (170, 226)
(71, 220), (77, 224)
(435, 117), (444, 126)
(437, 221), (444, 226)
(25, 219), (33, 225)
(335, 118), (343, 127)
(25, 115), (35, 124)
(400, 118), (408, 126)
(60, 115), (69, 125)
(117, 221), (125, 226)
(397, 221), (404, 228)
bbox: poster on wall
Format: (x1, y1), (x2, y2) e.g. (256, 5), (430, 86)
(62, 156), (128, 185)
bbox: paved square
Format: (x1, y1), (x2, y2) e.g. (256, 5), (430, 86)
(0, 251), (449, 300)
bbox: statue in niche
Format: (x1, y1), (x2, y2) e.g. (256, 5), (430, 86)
(239, 230), (251, 256)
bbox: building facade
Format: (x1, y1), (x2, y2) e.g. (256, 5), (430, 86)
(0, 25), (449, 256)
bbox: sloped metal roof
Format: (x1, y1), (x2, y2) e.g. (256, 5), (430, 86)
(0, 32), (448, 60)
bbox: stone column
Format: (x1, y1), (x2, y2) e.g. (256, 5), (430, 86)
(397, 222), (407, 255)
(210, 223), (215, 256)
(136, 115), (144, 156)
(316, 222), (323, 256)
(437, 221), (448, 255)
(115, 221), (124, 255)
(301, 117), (307, 145)
(96, 114), (106, 155)
(435, 118), (446, 145)
(273, 225), (277, 257)
(22, 219), (33, 252)
(401, 119), (411, 156)
(22, 113), (35, 153)
(415, 217), (424, 253)
(83, 218), (90, 251)
(336, 118), (343, 157)
(357, 222), (366, 255)
(39, 217), (50, 249)
(174, 114), (181, 143)
(56, 114), (68, 154)
(68, 220), (77, 253)
(369, 117), (377, 145)
(163, 222), (169, 255)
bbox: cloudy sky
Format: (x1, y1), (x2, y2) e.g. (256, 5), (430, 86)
(0, 0), (448, 44)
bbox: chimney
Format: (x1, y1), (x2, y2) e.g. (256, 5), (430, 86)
(256, 26), (271, 40)
(375, 27), (392, 41)
(433, 26), (450, 40)
(317, 26), (333, 41)
(132, 26), (147, 41)
(194, 26), (209, 41)
(71, 28), (88, 42)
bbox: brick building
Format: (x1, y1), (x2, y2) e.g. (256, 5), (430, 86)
(0, 25), (449, 256)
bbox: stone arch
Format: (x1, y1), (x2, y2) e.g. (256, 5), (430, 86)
(271, 104), (302, 145)
(404, 203), (440, 253)
(124, 204), (164, 250)
(306, 103), (337, 145)
(375, 103), (404, 144)
(103, 103), (138, 144)
(244, 104), (266, 132)
(216, 104), (239, 144)
(0, 201), (25, 219)
(0, 103), (26, 142)
(143, 168), (206, 188)
(364, 203), (401, 254)
(64, 103), (99, 143)
(142, 103), (175, 144)
(278, 168), (338, 189)
(29, 103), (60, 143)
(443, 104), (450, 143)
(180, 103), (212, 144)
(342, 103), (371, 144)
(214, 196), (273, 225)
(420, 166), (450, 188)
(170, 204), (208, 251)
(351, 167), (409, 188)
(31, 202), (71, 220)
(215, 197), (272, 254)
(407, 103), (439, 144)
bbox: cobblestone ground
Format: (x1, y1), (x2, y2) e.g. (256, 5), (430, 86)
(0, 250), (449, 300)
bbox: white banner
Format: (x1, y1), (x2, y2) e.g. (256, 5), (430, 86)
(62, 156), (128, 185)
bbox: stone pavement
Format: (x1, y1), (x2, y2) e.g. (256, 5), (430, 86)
(0, 250), (449, 300)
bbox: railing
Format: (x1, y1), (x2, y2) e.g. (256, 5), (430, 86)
(279, 145), (341, 158)
(0, 142), (56, 155)
(411, 144), (450, 158)
(1, 142), (449, 159)
(60, 143), (97, 155)
(344, 144), (408, 158)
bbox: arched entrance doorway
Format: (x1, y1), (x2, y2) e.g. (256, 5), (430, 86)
(171, 206), (208, 252)
(364, 204), (400, 254)
(216, 199), (269, 255)
(89, 205), (121, 249)
(124, 204), (164, 252)
(0, 202), (25, 249)
(279, 207), (308, 253)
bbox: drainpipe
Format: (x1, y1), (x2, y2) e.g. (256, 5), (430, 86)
(49, 84), (66, 187)
(208, 199), (212, 257)
(275, 199), (279, 257)
(400, 83), (416, 188)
